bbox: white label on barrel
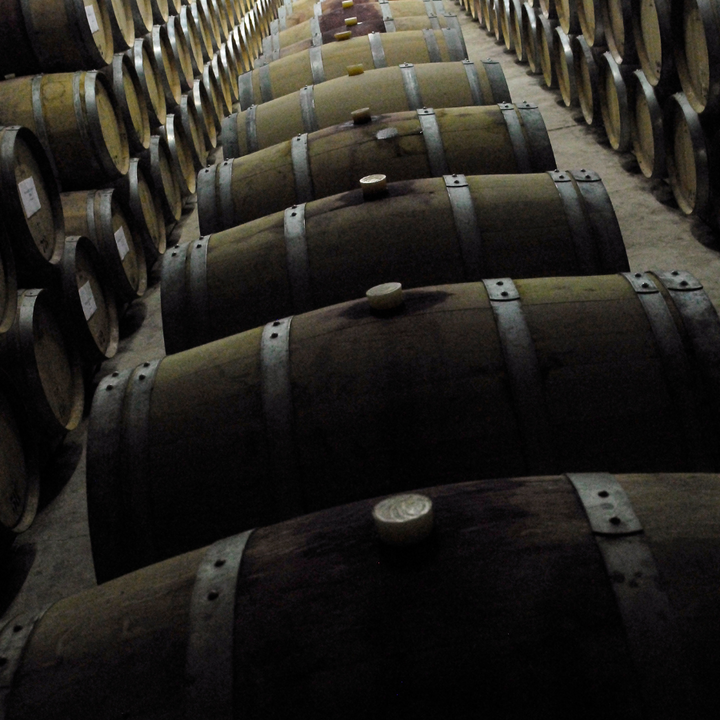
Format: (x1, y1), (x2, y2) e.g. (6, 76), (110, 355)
(18, 177), (41, 219)
(114, 225), (130, 260)
(79, 281), (97, 320)
(85, 4), (100, 33)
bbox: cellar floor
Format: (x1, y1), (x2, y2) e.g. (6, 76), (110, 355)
(2, 6), (719, 626)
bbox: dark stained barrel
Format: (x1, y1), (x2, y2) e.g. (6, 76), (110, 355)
(89, 272), (720, 576)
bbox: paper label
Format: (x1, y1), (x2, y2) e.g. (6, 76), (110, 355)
(85, 4), (100, 33)
(114, 225), (130, 261)
(18, 177), (41, 219)
(79, 281), (98, 321)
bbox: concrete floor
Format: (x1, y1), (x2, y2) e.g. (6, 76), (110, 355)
(2, 6), (720, 626)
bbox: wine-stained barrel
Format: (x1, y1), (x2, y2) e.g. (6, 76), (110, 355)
(6, 473), (720, 714)
(167, 171), (627, 352)
(90, 271), (720, 574)
(222, 60), (511, 154)
(56, 236), (119, 363)
(204, 104), (555, 231)
(237, 29), (468, 110)
(0, 289), (84, 442)
(0, 73), (130, 191)
(0, 0), (113, 77)
(61, 190), (148, 304)
(0, 126), (64, 287)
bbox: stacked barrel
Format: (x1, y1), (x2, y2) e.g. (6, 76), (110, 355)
(3, 1), (720, 717)
(472, 0), (720, 233)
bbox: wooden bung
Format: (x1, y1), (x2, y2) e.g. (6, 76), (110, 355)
(166, 171), (628, 351)
(222, 60), (511, 155)
(203, 104), (556, 230)
(189, 0), (216, 62)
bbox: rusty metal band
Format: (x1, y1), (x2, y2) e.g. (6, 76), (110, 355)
(498, 102), (533, 173)
(550, 170), (602, 275)
(0, 606), (52, 720)
(566, 472), (684, 719)
(399, 63), (423, 110)
(515, 101), (556, 172)
(123, 359), (163, 568)
(238, 71), (254, 110)
(258, 62), (273, 102)
(310, 16), (322, 45)
(482, 58), (511, 102)
(245, 104), (259, 153)
(367, 32), (387, 68)
(442, 26), (466, 61)
(444, 16), (467, 57)
(422, 28), (442, 63)
(462, 60), (484, 105)
(444, 174), (481, 278)
(185, 529), (255, 720)
(291, 133), (314, 203)
(621, 272), (713, 469)
(299, 85), (319, 133)
(217, 160), (235, 231)
(284, 204), (312, 313)
(309, 45), (326, 84)
(482, 277), (555, 473)
(417, 108), (449, 176)
(260, 316), (304, 517)
(30, 76), (60, 180)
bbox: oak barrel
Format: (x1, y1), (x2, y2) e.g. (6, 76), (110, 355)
(577, 0), (604, 44)
(632, 0), (676, 93)
(0, 126), (64, 287)
(138, 134), (183, 224)
(129, 0), (154, 35)
(554, 26), (577, 105)
(222, 60), (511, 154)
(61, 189), (148, 303)
(56, 236), (119, 362)
(161, 111), (197, 196)
(179, 93), (208, 171)
(237, 29), (467, 110)
(0, 72), (130, 191)
(179, 5), (205, 77)
(0, 288), (84, 441)
(573, 35), (605, 125)
(600, 0), (636, 63)
(522, 1), (543, 73)
(203, 104), (555, 230)
(537, 13), (559, 88)
(103, 0), (135, 52)
(556, 0), (579, 32)
(9, 472), (720, 714)
(168, 171), (627, 351)
(148, 23), (183, 111)
(203, 60), (230, 120)
(630, 69), (666, 178)
(89, 271), (720, 574)
(167, 13), (196, 93)
(127, 37), (168, 129)
(510, 0), (528, 62)
(599, 51), (638, 151)
(189, 0), (217, 62)
(149, 0), (170, 23)
(193, 78), (219, 149)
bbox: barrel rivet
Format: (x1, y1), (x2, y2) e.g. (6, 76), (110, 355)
(196, 244), (202, 249)
(634, 272), (642, 278)
(207, 590), (219, 601)
(143, 362), (150, 367)
(106, 385), (113, 391)
(672, 270), (679, 276)
(496, 280), (504, 286)
(610, 516), (622, 525)
(680, 280), (688, 287)
(373, 493), (434, 546)
(214, 559), (226, 567)
(172, 252), (178, 257)
(598, 490), (609, 498)
(112, 372), (119, 377)
(273, 320), (281, 326)
(271, 332), (278, 339)
(641, 282), (650, 288)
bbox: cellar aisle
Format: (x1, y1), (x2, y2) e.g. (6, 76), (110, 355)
(2, 5), (719, 626)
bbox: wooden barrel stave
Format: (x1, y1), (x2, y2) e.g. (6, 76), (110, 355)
(0, 126), (64, 287)
(89, 270), (720, 574)
(0, 72), (130, 191)
(168, 171), (628, 351)
(203, 104), (555, 230)
(630, 68), (666, 178)
(223, 60), (511, 155)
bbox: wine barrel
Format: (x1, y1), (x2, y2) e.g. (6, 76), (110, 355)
(161, 110), (197, 196)
(601, 0), (636, 63)
(139, 134), (183, 223)
(210, 0), (232, 41)
(112, 158), (167, 263)
(539, 0), (557, 18)
(280, 0), (387, 27)
(674, 0), (720, 116)
(127, 37), (167, 129)
(664, 92), (711, 217)
(483, 0), (498, 35)
(0, 288), (84, 442)
(129, 0), (154, 36)
(211, 52), (236, 112)
(630, 69), (666, 178)
(500, 0), (515, 49)
(179, 5), (204, 77)
(0, 126), (64, 287)
(199, 0), (223, 51)
(89, 269), (720, 574)
(0, 72), (129, 191)
(0, 370), (39, 538)
(150, 0), (170, 23)
(599, 52), (639, 151)
(577, 0), (604, 44)
(573, 35), (605, 125)
(510, 0), (528, 61)
(193, 79), (219, 149)
(632, 0), (676, 94)
(57, 236), (119, 362)
(203, 60), (230, 120)
(168, 0), (183, 15)
(537, 13), (559, 87)
(189, 0), (217, 62)
(9, 472), (720, 715)
(522, 1), (543, 73)
(227, 25), (251, 75)
(61, 189), (148, 303)
(103, 0), (134, 52)
(0, 231), (16, 336)
(490, 0), (504, 40)
(148, 24), (182, 111)
(554, 26), (577, 105)
(167, 14), (196, 93)
(238, 29), (468, 110)
(100, 53), (152, 155)
(179, 93), (207, 170)
(219, 43), (240, 100)
(222, 60), (511, 154)
(556, 0), (579, 32)
(168, 171), (628, 351)
(0, 0), (114, 75)
(204, 104), (555, 230)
